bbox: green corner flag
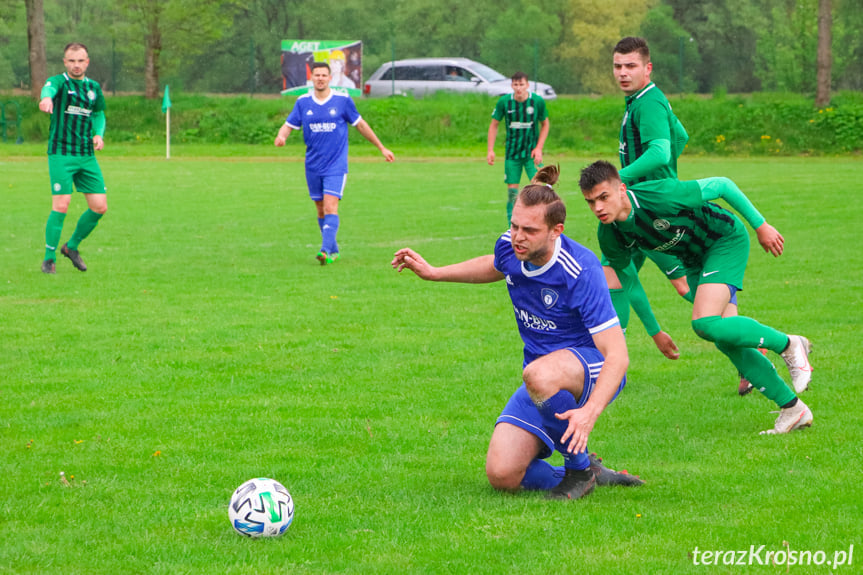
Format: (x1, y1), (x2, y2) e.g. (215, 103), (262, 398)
(161, 85), (171, 113)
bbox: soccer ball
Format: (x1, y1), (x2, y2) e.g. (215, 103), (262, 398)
(228, 477), (294, 537)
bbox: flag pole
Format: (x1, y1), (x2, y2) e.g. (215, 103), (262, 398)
(166, 107), (170, 160)
(162, 85), (172, 160)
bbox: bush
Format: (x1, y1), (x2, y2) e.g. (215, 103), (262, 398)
(2, 91), (860, 155)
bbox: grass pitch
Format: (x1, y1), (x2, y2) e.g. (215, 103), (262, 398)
(0, 150), (860, 574)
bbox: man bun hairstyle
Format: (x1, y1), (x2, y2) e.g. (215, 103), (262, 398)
(578, 160), (621, 192)
(518, 165), (565, 227)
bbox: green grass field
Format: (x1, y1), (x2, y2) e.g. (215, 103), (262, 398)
(1, 150), (860, 574)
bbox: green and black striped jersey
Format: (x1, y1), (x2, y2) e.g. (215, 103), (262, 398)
(42, 73), (105, 156)
(491, 93), (548, 160)
(619, 82), (688, 182)
(598, 178), (746, 273)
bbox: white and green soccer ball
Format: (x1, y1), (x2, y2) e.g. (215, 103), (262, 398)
(228, 477), (294, 537)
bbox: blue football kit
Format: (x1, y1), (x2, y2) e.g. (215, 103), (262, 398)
(285, 91), (361, 179)
(492, 232), (626, 480)
(284, 90), (362, 256)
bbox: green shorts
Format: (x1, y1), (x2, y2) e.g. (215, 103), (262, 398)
(48, 154), (106, 196)
(601, 247), (687, 280)
(504, 158), (539, 185)
(685, 227), (750, 295)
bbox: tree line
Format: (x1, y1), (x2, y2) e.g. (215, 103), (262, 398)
(3, 0), (858, 105)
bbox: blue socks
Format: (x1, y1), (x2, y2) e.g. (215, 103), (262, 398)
(321, 214), (340, 255)
(534, 390), (590, 471)
(521, 459), (564, 490)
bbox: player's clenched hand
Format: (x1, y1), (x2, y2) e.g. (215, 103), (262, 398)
(755, 222), (784, 257)
(381, 148), (395, 162)
(556, 408), (596, 456)
(391, 248), (436, 280)
(274, 135), (286, 147)
(486, 151), (495, 166)
(39, 97), (53, 114)
(93, 135), (104, 151)
(652, 330), (680, 360)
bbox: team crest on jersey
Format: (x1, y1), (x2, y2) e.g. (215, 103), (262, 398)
(653, 218), (671, 231)
(87, 90), (96, 101)
(526, 106), (534, 115)
(329, 108), (337, 116)
(541, 288), (558, 309)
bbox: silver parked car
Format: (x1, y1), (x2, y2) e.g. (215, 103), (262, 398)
(363, 57), (557, 100)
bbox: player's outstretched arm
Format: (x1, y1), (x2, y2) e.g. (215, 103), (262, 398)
(392, 249), (503, 284)
(697, 176), (783, 256)
(556, 325), (629, 454)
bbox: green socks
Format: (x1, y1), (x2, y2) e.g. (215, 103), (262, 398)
(692, 315), (789, 353)
(693, 315), (796, 407)
(506, 186), (518, 224)
(716, 342), (796, 406)
(67, 209), (104, 250)
(44, 210), (67, 261)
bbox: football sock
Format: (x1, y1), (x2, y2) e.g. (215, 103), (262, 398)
(506, 186), (518, 223)
(715, 342), (797, 406)
(533, 390), (590, 470)
(67, 209), (103, 250)
(682, 290), (695, 303)
(691, 315), (789, 354)
(521, 459), (564, 490)
(44, 210), (66, 261)
(321, 214), (339, 254)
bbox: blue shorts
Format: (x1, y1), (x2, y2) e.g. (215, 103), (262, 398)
(306, 172), (347, 201)
(496, 347), (627, 459)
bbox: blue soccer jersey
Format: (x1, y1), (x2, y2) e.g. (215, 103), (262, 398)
(285, 91), (361, 176)
(493, 233), (620, 364)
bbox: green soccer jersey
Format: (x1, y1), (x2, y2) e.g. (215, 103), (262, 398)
(619, 82), (688, 183)
(598, 178), (746, 273)
(491, 92), (547, 161)
(42, 73), (106, 156)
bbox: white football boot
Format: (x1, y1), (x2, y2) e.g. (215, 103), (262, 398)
(759, 399), (813, 435)
(780, 335), (813, 393)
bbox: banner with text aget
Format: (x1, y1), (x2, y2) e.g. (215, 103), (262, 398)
(280, 40), (363, 97)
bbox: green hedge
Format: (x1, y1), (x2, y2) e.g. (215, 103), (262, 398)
(2, 91), (861, 155)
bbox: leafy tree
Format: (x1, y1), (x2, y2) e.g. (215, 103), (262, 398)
(833, 0), (863, 90)
(665, 0), (765, 93)
(479, 0), (564, 89)
(564, 0), (656, 94)
(640, 3), (700, 93)
(815, 0), (831, 106)
(113, 0), (243, 98)
(25, 0), (47, 99)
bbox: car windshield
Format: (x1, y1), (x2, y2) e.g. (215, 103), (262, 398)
(467, 62), (507, 83)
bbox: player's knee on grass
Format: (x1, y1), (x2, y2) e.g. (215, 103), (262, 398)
(485, 459), (525, 491)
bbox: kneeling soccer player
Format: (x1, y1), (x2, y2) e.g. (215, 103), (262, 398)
(392, 166), (643, 500)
